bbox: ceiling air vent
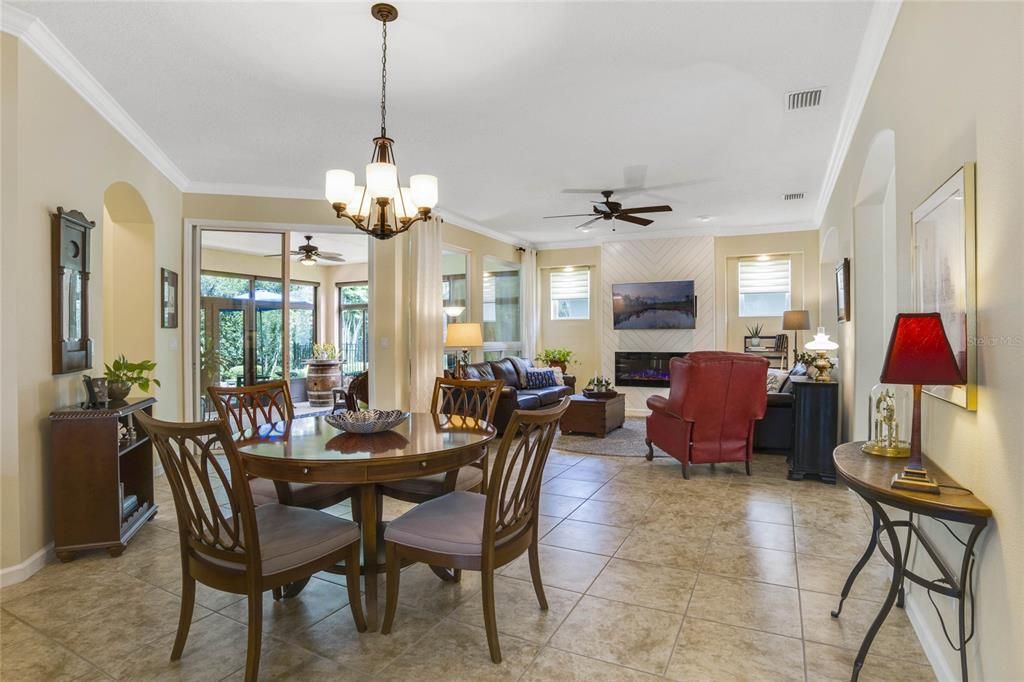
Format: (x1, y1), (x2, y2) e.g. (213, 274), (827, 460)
(786, 88), (823, 111)
(783, 193), (805, 201)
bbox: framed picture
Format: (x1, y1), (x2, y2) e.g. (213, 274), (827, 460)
(912, 163), (977, 410)
(835, 258), (850, 323)
(161, 268), (178, 328)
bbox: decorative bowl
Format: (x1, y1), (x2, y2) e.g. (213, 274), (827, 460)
(325, 409), (409, 434)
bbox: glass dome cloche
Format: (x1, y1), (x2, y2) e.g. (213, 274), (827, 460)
(862, 383), (912, 457)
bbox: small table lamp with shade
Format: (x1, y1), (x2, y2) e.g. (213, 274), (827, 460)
(783, 310), (811, 363)
(872, 312), (965, 494)
(445, 322), (483, 379)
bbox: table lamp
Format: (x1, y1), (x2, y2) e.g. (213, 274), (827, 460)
(783, 310), (811, 362)
(805, 327), (838, 382)
(443, 306), (465, 319)
(445, 322), (483, 379)
(878, 312), (964, 494)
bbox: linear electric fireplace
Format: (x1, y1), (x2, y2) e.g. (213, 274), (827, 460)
(614, 352), (688, 388)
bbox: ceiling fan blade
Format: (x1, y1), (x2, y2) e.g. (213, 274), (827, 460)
(619, 205), (673, 214)
(561, 188), (609, 195)
(615, 214), (654, 227)
(317, 250), (346, 258)
(318, 254), (347, 263)
(574, 217), (603, 231)
(544, 213), (597, 219)
(265, 250), (303, 257)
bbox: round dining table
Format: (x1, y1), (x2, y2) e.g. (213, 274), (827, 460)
(233, 412), (495, 631)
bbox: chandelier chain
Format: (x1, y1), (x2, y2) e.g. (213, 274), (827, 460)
(380, 18), (387, 137)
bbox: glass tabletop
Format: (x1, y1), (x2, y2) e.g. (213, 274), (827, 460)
(234, 413), (495, 463)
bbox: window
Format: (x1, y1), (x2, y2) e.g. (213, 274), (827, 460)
(550, 268), (590, 320)
(738, 257), (791, 317)
(441, 249), (469, 371)
(198, 272), (317, 387)
(338, 282), (369, 376)
(482, 256), (521, 357)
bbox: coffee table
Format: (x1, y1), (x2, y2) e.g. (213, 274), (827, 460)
(560, 393), (626, 437)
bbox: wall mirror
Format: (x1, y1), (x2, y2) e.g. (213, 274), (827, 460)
(52, 207), (94, 374)
(912, 163), (977, 410)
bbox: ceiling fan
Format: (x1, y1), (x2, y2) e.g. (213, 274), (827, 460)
(544, 190), (672, 232)
(265, 235), (346, 266)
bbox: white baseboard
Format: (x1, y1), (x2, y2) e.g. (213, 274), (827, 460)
(905, 591), (957, 682)
(0, 542), (54, 588)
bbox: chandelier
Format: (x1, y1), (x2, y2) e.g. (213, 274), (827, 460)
(324, 3), (437, 240)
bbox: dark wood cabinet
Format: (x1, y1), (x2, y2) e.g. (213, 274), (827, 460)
(49, 397), (159, 561)
(787, 380), (839, 483)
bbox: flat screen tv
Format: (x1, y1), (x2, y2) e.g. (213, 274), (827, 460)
(612, 280), (697, 330)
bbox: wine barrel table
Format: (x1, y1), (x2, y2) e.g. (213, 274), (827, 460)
(305, 360), (341, 407)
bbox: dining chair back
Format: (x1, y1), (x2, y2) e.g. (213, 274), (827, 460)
(136, 412), (366, 682)
(431, 377), (505, 424)
(381, 397), (570, 663)
(206, 380), (293, 434)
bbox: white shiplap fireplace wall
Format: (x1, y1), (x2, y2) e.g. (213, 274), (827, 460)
(601, 237), (717, 413)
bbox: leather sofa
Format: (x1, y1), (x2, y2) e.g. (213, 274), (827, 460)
(462, 357), (575, 433)
(752, 365), (808, 452)
(645, 352), (768, 478)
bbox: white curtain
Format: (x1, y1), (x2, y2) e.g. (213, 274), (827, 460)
(520, 246), (539, 362)
(408, 217), (443, 413)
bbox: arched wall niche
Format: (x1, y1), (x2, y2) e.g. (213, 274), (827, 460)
(102, 182), (156, 383)
(849, 129), (897, 440)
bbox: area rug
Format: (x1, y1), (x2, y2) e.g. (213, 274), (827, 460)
(553, 417), (654, 457)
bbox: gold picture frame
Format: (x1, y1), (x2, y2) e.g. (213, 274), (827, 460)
(911, 163), (977, 411)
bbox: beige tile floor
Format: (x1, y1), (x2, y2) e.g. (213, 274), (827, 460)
(1, 450), (937, 681)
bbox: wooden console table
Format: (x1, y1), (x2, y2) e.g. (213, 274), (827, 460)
(50, 397), (159, 561)
(832, 442), (991, 681)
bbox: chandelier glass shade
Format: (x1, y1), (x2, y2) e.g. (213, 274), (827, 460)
(324, 4), (437, 240)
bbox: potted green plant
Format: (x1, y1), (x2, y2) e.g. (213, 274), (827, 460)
(104, 354), (161, 401)
(583, 375), (617, 399)
(746, 323), (764, 347)
(535, 348), (575, 373)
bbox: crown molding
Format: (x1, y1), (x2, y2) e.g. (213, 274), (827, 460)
(534, 220), (818, 251)
(1, 4), (189, 190)
(813, 0), (902, 227)
(435, 206), (533, 249)
(184, 181), (323, 201)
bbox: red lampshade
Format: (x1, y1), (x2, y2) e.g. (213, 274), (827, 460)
(879, 313), (964, 385)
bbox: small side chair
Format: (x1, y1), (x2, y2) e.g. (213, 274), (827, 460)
(135, 412), (366, 682)
(380, 397), (570, 663)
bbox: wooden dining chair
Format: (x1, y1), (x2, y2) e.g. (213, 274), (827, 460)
(380, 397), (570, 663)
(378, 377), (504, 504)
(135, 412), (366, 682)
(207, 381), (355, 510)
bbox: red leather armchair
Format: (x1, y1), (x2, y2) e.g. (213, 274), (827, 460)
(645, 352), (769, 479)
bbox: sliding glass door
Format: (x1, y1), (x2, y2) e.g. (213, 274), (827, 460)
(338, 282), (369, 377)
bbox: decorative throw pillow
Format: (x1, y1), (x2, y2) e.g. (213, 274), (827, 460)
(766, 368), (790, 393)
(549, 366), (565, 386)
(525, 368), (558, 389)
(508, 356), (532, 387)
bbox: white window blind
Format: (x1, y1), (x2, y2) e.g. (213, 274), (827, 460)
(550, 268), (590, 320)
(738, 258), (791, 317)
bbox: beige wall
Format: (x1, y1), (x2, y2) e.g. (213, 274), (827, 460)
(816, 3), (1023, 678)
(537, 247), (602, 384)
(1, 34), (184, 572)
(714, 230), (820, 353)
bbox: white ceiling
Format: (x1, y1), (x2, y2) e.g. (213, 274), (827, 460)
(201, 231), (369, 265)
(10, 1), (880, 245)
